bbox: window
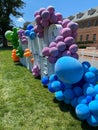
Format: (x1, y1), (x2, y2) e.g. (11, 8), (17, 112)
(87, 21), (92, 27)
(94, 20), (98, 26)
(80, 35), (83, 41)
(86, 34), (89, 41)
(93, 34), (96, 42)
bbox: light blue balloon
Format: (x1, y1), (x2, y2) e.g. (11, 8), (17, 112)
(55, 56), (84, 84)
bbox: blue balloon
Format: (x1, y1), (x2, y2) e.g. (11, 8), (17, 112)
(84, 71), (96, 83)
(89, 100), (98, 116)
(73, 86), (83, 97)
(27, 24), (34, 30)
(95, 84), (98, 94)
(48, 83), (55, 93)
(75, 104), (90, 120)
(82, 61), (91, 72)
(55, 56), (84, 84)
(24, 30), (30, 36)
(51, 81), (62, 92)
(77, 95), (86, 104)
(86, 95), (92, 103)
(95, 94), (98, 100)
(71, 97), (78, 107)
(89, 66), (98, 74)
(30, 32), (36, 39)
(49, 74), (58, 82)
(41, 76), (49, 85)
(87, 114), (98, 127)
(64, 98), (71, 104)
(63, 88), (75, 100)
(55, 90), (64, 101)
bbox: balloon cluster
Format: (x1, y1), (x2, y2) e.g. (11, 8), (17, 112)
(24, 48), (32, 57)
(34, 6), (63, 38)
(17, 29), (28, 44)
(11, 49), (19, 62)
(24, 24), (36, 40)
(42, 19), (79, 64)
(5, 28), (19, 49)
(32, 65), (40, 78)
(41, 56), (98, 127)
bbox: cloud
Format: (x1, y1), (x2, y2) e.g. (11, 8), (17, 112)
(17, 17), (25, 23)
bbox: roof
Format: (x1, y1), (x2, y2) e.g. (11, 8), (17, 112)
(68, 6), (98, 22)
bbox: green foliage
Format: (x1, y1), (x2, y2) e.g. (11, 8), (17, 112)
(0, 49), (96, 130)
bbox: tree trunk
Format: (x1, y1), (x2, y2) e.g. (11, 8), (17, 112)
(2, 35), (8, 48)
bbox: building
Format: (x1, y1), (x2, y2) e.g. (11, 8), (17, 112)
(68, 7), (98, 48)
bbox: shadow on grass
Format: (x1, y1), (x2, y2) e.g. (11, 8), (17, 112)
(53, 97), (98, 130)
(0, 46), (13, 51)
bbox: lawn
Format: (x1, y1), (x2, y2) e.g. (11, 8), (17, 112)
(0, 48), (98, 130)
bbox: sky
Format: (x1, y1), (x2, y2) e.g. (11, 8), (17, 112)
(11, 0), (98, 27)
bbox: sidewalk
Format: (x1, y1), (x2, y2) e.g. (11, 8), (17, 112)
(78, 48), (98, 68)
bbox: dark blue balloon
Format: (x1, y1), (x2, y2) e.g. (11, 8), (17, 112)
(87, 114), (98, 127)
(41, 76), (49, 85)
(49, 74), (58, 82)
(24, 30), (30, 36)
(27, 24), (34, 30)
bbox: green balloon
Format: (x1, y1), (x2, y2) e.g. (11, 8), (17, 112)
(5, 30), (13, 41)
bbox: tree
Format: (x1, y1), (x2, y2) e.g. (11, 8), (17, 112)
(0, 0), (25, 47)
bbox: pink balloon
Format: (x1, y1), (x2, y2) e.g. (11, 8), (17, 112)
(41, 10), (50, 20)
(60, 28), (72, 38)
(57, 41), (66, 52)
(49, 47), (59, 57)
(64, 36), (75, 46)
(35, 15), (41, 24)
(42, 47), (50, 56)
(67, 21), (79, 32)
(22, 39), (28, 44)
(49, 14), (57, 24)
(39, 8), (46, 15)
(55, 12), (63, 21)
(37, 32), (44, 38)
(41, 19), (49, 27)
(49, 42), (57, 47)
(34, 25), (38, 33)
(62, 19), (70, 28)
(55, 36), (64, 43)
(69, 44), (78, 53)
(37, 24), (44, 32)
(47, 6), (55, 14)
(34, 11), (40, 17)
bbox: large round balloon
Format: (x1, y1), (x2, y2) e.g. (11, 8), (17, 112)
(55, 56), (84, 84)
(5, 30), (13, 40)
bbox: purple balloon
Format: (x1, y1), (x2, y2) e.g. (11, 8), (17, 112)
(71, 53), (79, 59)
(47, 6), (55, 14)
(41, 10), (50, 20)
(64, 36), (75, 46)
(22, 39), (28, 44)
(49, 47), (59, 57)
(62, 50), (71, 56)
(49, 14), (57, 24)
(35, 15), (41, 24)
(62, 19), (70, 28)
(67, 21), (79, 32)
(49, 42), (57, 47)
(55, 35), (64, 43)
(60, 28), (72, 38)
(57, 41), (66, 52)
(34, 11), (40, 17)
(41, 19), (49, 27)
(39, 7), (46, 15)
(55, 12), (63, 21)
(42, 47), (50, 56)
(37, 24), (44, 32)
(37, 32), (44, 38)
(48, 56), (57, 64)
(69, 44), (78, 53)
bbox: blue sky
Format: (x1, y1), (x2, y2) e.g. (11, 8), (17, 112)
(12, 0), (98, 27)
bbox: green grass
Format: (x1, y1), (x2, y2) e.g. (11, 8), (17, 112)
(0, 48), (98, 130)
